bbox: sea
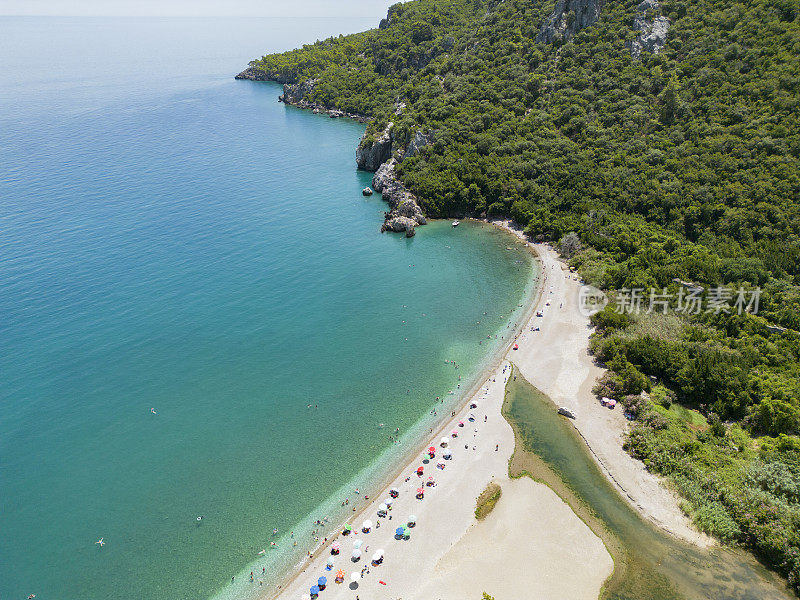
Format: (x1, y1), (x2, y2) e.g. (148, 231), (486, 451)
(0, 16), (536, 600)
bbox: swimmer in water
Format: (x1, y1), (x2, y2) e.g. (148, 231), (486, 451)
(150, 408), (157, 414)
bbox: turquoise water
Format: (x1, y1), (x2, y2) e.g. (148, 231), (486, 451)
(0, 17), (535, 600)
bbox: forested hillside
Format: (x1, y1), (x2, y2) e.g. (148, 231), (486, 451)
(244, 0), (800, 591)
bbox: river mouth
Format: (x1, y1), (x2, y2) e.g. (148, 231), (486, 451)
(502, 366), (793, 600)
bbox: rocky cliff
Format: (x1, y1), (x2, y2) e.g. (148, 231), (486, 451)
(629, 0), (670, 59)
(355, 123), (394, 171)
(537, 0), (604, 45)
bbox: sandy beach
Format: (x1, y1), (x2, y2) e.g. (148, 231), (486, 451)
(265, 358), (612, 600)
(501, 232), (711, 548)
(261, 227), (710, 600)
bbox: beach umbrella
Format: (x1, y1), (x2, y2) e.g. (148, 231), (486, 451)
(440, 437), (449, 446)
(372, 551), (383, 562)
(350, 572), (360, 583)
(310, 585), (320, 596)
(408, 515), (416, 525)
(395, 527), (404, 536)
(318, 576), (327, 586)
(353, 539), (362, 549)
(458, 420), (464, 426)
(451, 430), (458, 437)
(428, 446), (436, 453)
(326, 557), (335, 567)
(351, 549), (361, 559)
(331, 542), (340, 552)
(389, 488), (399, 497)
(375, 548), (384, 558)
(336, 569), (345, 578)
(362, 519), (372, 530)
(416, 466), (423, 474)
(384, 497), (393, 506)
(378, 503), (387, 512)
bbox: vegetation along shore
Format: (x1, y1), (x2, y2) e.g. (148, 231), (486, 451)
(238, 0), (800, 593)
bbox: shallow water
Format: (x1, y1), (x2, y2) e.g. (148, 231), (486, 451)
(0, 16), (536, 600)
(503, 369), (793, 600)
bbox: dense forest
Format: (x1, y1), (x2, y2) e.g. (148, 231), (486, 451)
(246, 0), (800, 592)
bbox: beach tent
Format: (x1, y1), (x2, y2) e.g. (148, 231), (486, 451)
(353, 539), (363, 549)
(350, 572), (360, 583)
(440, 437), (449, 446)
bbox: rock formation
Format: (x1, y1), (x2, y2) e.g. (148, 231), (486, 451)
(355, 123), (394, 171)
(374, 158), (427, 237)
(404, 130), (434, 158)
(537, 0), (604, 45)
(629, 0), (670, 59)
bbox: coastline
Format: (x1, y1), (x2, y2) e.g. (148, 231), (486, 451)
(253, 229), (617, 600)
(244, 224), (544, 600)
(223, 220), (711, 600)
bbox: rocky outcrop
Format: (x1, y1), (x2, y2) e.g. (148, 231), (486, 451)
(374, 159), (426, 237)
(362, 187), (373, 196)
(404, 130), (434, 158)
(278, 79), (318, 104)
(235, 66), (274, 81)
(629, 0), (670, 59)
(537, 0), (604, 45)
(356, 123), (394, 171)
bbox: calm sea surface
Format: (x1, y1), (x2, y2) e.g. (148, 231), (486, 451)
(0, 17), (535, 600)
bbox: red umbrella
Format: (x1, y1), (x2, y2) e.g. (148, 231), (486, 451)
(513, 343), (519, 350)
(428, 446), (435, 453)
(416, 466), (423, 473)
(416, 487), (424, 494)
(379, 581), (387, 585)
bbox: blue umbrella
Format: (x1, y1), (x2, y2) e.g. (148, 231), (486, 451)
(310, 585), (320, 595)
(318, 576), (327, 586)
(395, 527), (404, 536)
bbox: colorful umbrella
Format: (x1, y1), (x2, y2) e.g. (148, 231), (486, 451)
(318, 576), (327, 586)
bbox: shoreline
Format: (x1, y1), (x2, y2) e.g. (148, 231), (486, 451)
(258, 229), (616, 600)
(250, 224), (545, 600)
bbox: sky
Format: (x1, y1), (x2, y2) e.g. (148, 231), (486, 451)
(0, 0), (395, 17)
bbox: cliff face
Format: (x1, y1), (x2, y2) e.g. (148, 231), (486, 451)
(355, 123), (394, 171)
(537, 0), (605, 45)
(629, 0), (670, 59)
